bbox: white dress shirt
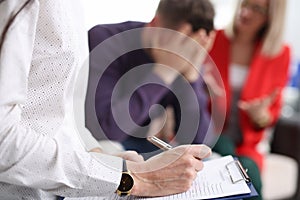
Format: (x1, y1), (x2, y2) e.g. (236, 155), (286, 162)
(0, 0), (122, 199)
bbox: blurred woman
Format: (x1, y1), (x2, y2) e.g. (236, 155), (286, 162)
(208, 0), (291, 199)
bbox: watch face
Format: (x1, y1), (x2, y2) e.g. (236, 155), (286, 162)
(118, 173), (134, 192)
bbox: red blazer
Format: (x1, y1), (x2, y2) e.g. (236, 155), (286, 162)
(209, 30), (291, 170)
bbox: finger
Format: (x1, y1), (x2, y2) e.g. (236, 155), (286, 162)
(191, 29), (207, 44)
(115, 151), (144, 162)
(204, 30), (216, 51)
(189, 30), (215, 66)
(264, 88), (280, 106)
(238, 100), (249, 110)
(89, 147), (102, 153)
(186, 144), (212, 159)
(194, 160), (204, 172)
(177, 23), (193, 36)
(203, 73), (224, 97)
(192, 29), (215, 49)
(208, 30), (216, 40)
(188, 36), (207, 67)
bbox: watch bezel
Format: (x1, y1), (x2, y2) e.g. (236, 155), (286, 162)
(116, 172), (134, 196)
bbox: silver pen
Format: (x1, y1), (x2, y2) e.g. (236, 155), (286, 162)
(148, 136), (203, 161)
(147, 136), (173, 151)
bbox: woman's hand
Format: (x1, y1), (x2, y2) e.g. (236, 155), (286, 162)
(238, 89), (279, 128)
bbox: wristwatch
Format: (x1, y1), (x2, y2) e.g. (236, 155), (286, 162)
(116, 160), (134, 196)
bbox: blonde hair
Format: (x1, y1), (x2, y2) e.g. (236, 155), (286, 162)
(225, 0), (287, 57)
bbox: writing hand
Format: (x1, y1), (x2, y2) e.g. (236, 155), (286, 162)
(127, 144), (211, 197)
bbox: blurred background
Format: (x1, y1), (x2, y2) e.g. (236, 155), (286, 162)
(83, 0), (300, 57)
(83, 1), (300, 199)
(83, 0), (300, 113)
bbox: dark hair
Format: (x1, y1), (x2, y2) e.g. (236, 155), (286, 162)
(0, 0), (32, 52)
(156, 0), (215, 34)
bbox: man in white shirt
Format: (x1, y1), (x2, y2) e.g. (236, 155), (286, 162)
(0, 0), (212, 199)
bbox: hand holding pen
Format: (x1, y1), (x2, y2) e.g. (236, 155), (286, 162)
(127, 138), (212, 196)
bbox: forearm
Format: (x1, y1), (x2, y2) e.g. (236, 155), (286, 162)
(0, 115), (122, 197)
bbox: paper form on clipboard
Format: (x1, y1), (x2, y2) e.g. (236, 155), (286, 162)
(133, 155), (251, 200)
(65, 155), (253, 200)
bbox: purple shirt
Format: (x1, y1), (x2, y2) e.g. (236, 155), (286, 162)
(86, 21), (211, 145)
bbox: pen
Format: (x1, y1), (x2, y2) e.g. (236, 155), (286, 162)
(147, 136), (173, 151)
(147, 136), (204, 161)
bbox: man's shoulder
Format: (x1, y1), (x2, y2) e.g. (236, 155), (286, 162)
(88, 21), (145, 50)
(89, 21), (145, 35)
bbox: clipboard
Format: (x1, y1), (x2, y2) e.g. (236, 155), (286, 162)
(64, 156), (259, 200)
(212, 183), (258, 200)
(225, 159), (251, 184)
(210, 158), (257, 200)
(132, 155), (257, 200)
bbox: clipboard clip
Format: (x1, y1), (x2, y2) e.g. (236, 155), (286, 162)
(225, 160), (251, 184)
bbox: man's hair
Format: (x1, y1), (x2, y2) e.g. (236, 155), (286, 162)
(156, 0), (215, 34)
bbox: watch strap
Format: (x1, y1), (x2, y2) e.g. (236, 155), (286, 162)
(122, 159), (127, 172)
(116, 160), (134, 196)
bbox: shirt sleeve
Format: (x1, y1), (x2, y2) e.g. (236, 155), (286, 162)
(0, 0), (122, 198)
